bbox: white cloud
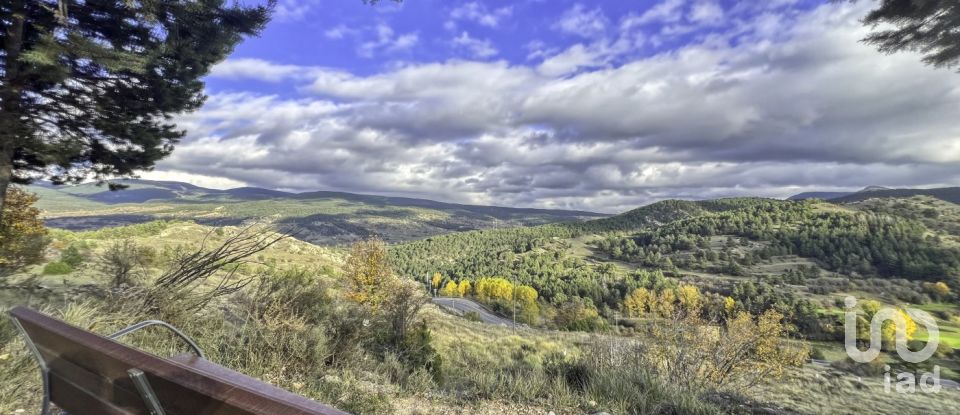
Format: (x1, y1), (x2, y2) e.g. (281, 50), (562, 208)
(190, 2), (960, 211)
(689, 1), (724, 25)
(453, 32), (499, 59)
(324, 25), (353, 40)
(555, 4), (609, 37)
(449, 2), (513, 28)
(210, 58), (317, 82)
(274, 0), (321, 22)
(537, 43), (608, 76)
(358, 24), (419, 58)
(623, 0), (687, 28)
(141, 170), (249, 190)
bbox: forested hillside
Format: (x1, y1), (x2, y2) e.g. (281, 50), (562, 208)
(600, 199), (960, 283)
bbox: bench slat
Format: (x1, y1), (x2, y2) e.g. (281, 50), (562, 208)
(169, 354), (346, 415)
(10, 306), (350, 415)
(49, 371), (138, 415)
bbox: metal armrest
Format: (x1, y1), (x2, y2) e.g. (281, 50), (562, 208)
(109, 320), (205, 359)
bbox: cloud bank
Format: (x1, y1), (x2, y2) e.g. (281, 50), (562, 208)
(156, 1), (960, 213)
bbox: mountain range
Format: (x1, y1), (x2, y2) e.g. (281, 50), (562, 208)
(26, 179), (606, 244)
(26, 180), (959, 244)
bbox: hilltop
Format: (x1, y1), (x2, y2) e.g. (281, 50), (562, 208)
(789, 185), (960, 204)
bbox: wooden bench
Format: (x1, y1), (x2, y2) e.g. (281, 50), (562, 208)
(8, 306), (350, 415)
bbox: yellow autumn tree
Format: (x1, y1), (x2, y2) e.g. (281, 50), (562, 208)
(860, 299), (882, 319)
(723, 296), (736, 316)
(515, 285), (539, 323)
(475, 277), (514, 302)
(654, 289), (676, 318)
(924, 281), (950, 300)
(515, 285), (537, 304)
(457, 279), (471, 297)
(881, 308), (917, 349)
(431, 272), (442, 289)
(623, 287), (653, 317)
(440, 280), (458, 297)
(676, 284), (702, 314)
(0, 187), (48, 274)
(343, 238), (396, 310)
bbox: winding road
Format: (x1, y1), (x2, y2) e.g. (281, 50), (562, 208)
(431, 297), (520, 328)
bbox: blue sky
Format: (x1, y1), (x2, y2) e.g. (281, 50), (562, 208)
(210, 0), (822, 92)
(145, 0), (960, 213)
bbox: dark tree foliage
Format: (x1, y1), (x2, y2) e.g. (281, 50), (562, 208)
(0, 0), (272, 219)
(598, 199), (960, 284)
(390, 223), (658, 318)
(860, 0), (960, 70)
(391, 198), (845, 324)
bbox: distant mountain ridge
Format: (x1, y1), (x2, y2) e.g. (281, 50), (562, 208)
(787, 191), (856, 201)
(830, 186), (960, 204)
(789, 186), (959, 205)
(34, 179), (603, 217)
(27, 179), (607, 244)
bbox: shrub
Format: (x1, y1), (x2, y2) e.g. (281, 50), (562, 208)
(101, 239), (150, 287)
(553, 297), (606, 332)
(463, 311), (482, 322)
(60, 245), (85, 267)
(42, 261), (73, 275)
(247, 268), (334, 325)
(400, 320), (443, 384)
(935, 342), (954, 358)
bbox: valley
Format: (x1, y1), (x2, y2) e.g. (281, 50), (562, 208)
(28, 180), (606, 245)
(3, 183), (960, 413)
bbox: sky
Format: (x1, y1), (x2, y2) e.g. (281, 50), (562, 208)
(142, 0), (960, 214)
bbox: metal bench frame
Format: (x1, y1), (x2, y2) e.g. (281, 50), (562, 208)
(11, 316), (205, 415)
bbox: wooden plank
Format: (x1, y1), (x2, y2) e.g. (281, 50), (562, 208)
(49, 371), (137, 415)
(170, 354), (349, 415)
(9, 306), (351, 415)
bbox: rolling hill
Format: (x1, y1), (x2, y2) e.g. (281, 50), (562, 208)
(789, 185), (960, 204)
(25, 180), (606, 244)
(829, 186), (960, 204)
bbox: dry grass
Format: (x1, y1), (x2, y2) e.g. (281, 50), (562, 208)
(750, 363), (960, 414)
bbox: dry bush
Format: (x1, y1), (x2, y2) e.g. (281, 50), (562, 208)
(641, 309), (809, 392)
(147, 224), (290, 313)
(101, 239), (153, 287)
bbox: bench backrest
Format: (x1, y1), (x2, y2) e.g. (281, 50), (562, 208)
(9, 306), (348, 415)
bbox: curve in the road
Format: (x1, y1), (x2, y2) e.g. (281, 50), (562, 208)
(431, 297), (519, 328)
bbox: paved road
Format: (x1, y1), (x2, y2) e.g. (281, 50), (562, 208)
(431, 297), (520, 328)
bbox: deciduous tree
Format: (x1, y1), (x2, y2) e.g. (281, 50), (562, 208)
(440, 280), (458, 297)
(676, 284), (702, 315)
(622, 287), (653, 317)
(457, 279), (471, 297)
(344, 238), (396, 311)
(0, 187), (47, 275)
